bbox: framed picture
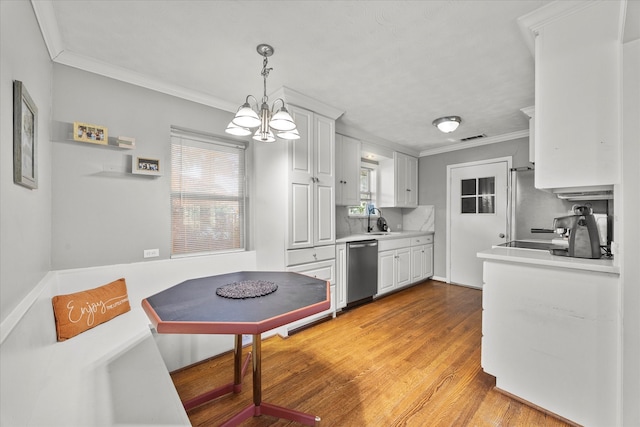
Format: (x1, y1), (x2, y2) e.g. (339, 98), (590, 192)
(73, 121), (108, 145)
(13, 80), (38, 189)
(132, 156), (161, 176)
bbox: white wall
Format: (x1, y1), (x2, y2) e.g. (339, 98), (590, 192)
(622, 38), (640, 427)
(51, 64), (239, 269)
(0, 1), (53, 324)
(418, 137), (530, 278)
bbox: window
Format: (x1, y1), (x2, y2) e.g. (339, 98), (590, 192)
(460, 176), (495, 214)
(171, 130), (246, 256)
(348, 165), (378, 216)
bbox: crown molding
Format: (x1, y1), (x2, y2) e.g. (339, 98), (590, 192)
(30, 0), (64, 60)
(419, 130), (529, 157)
(54, 50), (238, 112)
(517, 0), (596, 55)
(30, 0), (237, 113)
(270, 86), (345, 120)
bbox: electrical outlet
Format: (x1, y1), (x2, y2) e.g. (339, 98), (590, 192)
(143, 248), (159, 258)
(397, 224), (402, 230)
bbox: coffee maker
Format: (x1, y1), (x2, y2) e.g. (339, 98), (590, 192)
(550, 205), (602, 259)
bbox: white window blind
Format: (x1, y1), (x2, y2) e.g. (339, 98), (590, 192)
(171, 132), (246, 256)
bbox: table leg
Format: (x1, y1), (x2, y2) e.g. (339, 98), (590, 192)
(182, 334), (251, 411)
(219, 334), (321, 427)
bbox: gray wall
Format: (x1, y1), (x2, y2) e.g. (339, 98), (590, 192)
(51, 65), (237, 269)
(418, 137), (530, 278)
(0, 1), (53, 323)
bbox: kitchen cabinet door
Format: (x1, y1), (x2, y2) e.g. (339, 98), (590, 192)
(335, 134), (361, 206)
(395, 247), (411, 288)
(287, 105), (335, 249)
(411, 245), (427, 282)
(379, 152), (418, 208)
(377, 249), (396, 295)
(532, 1), (622, 191)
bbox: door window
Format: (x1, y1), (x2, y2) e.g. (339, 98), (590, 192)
(461, 176), (495, 214)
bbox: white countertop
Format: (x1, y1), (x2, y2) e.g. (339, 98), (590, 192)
(477, 246), (619, 274)
(336, 230), (433, 244)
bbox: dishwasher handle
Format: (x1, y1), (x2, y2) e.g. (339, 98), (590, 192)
(348, 241), (378, 249)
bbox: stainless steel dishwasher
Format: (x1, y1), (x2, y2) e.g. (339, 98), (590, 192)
(347, 240), (378, 307)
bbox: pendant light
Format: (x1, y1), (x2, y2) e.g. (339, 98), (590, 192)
(225, 44), (299, 141)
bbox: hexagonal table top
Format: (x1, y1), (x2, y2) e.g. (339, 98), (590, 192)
(142, 271), (330, 335)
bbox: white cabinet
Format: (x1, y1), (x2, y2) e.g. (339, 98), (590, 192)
(410, 235), (434, 283)
(335, 134), (361, 206)
(482, 259), (619, 426)
(335, 243), (347, 310)
(525, 1), (623, 191)
(287, 105), (335, 249)
(378, 152), (418, 208)
(285, 258), (336, 335)
(377, 238), (412, 296)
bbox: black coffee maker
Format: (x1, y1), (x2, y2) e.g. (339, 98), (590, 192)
(550, 205), (602, 259)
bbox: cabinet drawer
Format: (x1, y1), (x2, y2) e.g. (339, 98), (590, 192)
(378, 238), (411, 252)
(411, 235), (433, 246)
(286, 245), (335, 267)
(287, 259), (335, 284)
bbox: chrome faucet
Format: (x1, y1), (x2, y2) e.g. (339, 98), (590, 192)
(367, 207), (382, 233)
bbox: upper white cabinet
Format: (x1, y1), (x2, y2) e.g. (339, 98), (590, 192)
(378, 152), (418, 208)
(522, 1), (624, 191)
(288, 105), (336, 249)
(335, 134), (361, 206)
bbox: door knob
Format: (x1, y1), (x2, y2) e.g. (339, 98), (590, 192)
(499, 233), (505, 238)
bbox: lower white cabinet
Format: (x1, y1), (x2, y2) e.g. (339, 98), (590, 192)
(378, 235), (433, 296)
(282, 246), (336, 335)
(410, 236), (434, 282)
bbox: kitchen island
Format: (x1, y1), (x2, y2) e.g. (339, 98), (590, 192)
(478, 246), (620, 426)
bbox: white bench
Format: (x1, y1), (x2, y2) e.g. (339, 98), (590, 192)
(0, 251), (256, 426)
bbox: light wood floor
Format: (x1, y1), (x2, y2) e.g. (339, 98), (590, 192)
(171, 280), (572, 426)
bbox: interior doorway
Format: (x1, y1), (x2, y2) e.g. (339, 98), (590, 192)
(447, 157), (511, 288)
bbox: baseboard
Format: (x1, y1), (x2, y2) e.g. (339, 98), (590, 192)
(494, 386), (582, 427)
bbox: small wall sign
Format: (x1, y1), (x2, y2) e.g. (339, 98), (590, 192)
(132, 156), (161, 176)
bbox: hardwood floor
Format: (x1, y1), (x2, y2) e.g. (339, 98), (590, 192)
(171, 280), (572, 426)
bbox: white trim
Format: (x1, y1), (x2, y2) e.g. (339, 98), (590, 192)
(0, 271), (56, 344)
(30, 1), (238, 112)
(419, 130), (528, 157)
(270, 86), (345, 120)
(30, 0), (64, 60)
(446, 156), (512, 285)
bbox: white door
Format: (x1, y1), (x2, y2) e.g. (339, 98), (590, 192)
(448, 158), (509, 288)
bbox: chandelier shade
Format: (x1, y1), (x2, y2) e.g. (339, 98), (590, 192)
(225, 44), (298, 142)
(433, 116), (462, 133)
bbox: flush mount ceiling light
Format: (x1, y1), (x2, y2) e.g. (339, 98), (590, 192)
(225, 44), (299, 142)
(432, 116), (462, 133)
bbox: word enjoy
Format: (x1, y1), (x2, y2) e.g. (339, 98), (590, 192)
(65, 295), (129, 326)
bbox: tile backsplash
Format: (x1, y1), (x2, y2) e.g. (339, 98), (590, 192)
(335, 205), (434, 238)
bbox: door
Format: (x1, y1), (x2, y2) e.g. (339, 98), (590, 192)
(448, 158), (509, 288)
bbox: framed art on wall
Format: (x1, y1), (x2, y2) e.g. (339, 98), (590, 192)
(73, 121), (108, 145)
(13, 80), (38, 189)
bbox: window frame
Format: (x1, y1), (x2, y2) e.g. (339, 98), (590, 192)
(170, 128), (247, 258)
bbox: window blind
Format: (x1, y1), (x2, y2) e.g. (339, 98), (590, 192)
(171, 132), (246, 256)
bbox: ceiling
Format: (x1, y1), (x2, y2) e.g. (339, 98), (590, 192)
(38, 1), (556, 155)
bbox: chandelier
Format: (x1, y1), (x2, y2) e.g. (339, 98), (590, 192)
(225, 44), (299, 142)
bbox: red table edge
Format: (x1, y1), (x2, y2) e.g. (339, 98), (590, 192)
(141, 281), (331, 336)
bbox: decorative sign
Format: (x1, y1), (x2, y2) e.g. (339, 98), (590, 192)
(132, 156), (161, 176)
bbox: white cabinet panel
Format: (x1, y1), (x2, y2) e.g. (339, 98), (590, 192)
(532, 1), (622, 190)
(379, 152), (418, 208)
(335, 134), (361, 206)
